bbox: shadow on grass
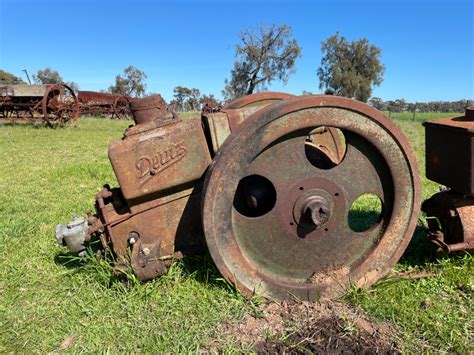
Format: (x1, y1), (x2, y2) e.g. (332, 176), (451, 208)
(349, 209), (439, 268)
(180, 253), (225, 287)
(347, 210), (382, 233)
(54, 239), (104, 270)
(0, 120), (51, 129)
(53, 237), (134, 287)
(54, 241), (228, 290)
(398, 224), (438, 267)
(52, 220), (440, 290)
(54, 249), (140, 288)
(54, 251), (85, 269)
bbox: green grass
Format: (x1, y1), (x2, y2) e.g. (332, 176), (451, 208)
(0, 115), (472, 352)
(178, 111), (201, 120)
(0, 118), (256, 352)
(384, 111), (462, 122)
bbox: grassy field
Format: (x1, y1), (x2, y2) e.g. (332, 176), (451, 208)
(0, 115), (472, 352)
(384, 111), (462, 122)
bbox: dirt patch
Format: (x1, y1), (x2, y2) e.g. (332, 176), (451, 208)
(206, 300), (400, 353)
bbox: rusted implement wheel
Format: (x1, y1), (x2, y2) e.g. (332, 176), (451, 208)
(113, 96), (130, 120)
(203, 95), (421, 301)
(41, 84), (80, 127)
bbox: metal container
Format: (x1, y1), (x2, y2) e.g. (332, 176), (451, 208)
(424, 107), (474, 195)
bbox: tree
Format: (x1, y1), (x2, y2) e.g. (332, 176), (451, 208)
(223, 24), (302, 100)
(368, 97), (386, 111)
(109, 66), (147, 98)
(406, 102), (417, 113)
(33, 67), (63, 84)
(200, 94), (219, 108)
(170, 86), (202, 111)
(32, 67), (79, 92)
(385, 99), (406, 113)
(66, 81), (79, 93)
(317, 33), (385, 102)
(170, 86), (188, 111)
(0, 69), (24, 84)
(186, 88), (201, 111)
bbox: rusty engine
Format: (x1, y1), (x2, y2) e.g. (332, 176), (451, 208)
(56, 92), (472, 301)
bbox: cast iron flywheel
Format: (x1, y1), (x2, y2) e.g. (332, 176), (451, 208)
(202, 95), (421, 301)
(223, 91), (295, 110)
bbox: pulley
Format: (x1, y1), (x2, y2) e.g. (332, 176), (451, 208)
(203, 95), (421, 300)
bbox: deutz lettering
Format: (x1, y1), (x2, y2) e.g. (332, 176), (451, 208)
(136, 141), (186, 185)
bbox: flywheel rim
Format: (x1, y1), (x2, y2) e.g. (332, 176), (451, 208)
(203, 95), (421, 301)
(223, 91), (294, 110)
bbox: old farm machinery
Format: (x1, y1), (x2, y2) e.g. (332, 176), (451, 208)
(56, 92), (421, 300)
(0, 83), (79, 127)
(78, 91), (131, 119)
(56, 92), (472, 301)
(421, 107), (474, 253)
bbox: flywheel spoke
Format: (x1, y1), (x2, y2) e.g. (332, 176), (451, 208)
(244, 133), (320, 194)
(327, 132), (392, 207)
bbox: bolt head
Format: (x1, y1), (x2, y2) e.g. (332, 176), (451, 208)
(128, 231), (139, 245)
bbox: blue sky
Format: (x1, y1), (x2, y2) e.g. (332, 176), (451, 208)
(1, 0), (472, 102)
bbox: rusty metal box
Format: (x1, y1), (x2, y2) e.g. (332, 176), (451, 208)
(424, 116), (474, 195)
(109, 118), (211, 201)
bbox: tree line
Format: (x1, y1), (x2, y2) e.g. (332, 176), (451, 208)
(168, 86), (218, 112)
(368, 97), (472, 113)
(1, 24), (471, 111)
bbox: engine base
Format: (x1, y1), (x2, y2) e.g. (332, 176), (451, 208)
(422, 190), (474, 254)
